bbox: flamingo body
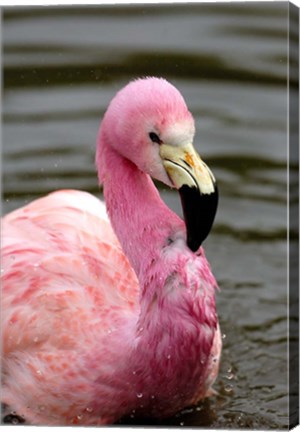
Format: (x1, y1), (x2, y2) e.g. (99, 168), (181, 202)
(1, 78), (221, 425)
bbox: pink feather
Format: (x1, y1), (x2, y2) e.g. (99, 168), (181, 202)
(1, 77), (221, 425)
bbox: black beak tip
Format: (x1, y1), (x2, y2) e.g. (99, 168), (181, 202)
(187, 238), (201, 253)
(179, 185), (218, 252)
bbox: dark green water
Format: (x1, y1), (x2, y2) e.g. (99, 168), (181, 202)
(2, 2), (296, 429)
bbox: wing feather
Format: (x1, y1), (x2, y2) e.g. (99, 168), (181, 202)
(2, 189), (139, 354)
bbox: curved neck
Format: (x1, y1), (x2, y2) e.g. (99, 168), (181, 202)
(96, 139), (218, 411)
(99, 140), (183, 279)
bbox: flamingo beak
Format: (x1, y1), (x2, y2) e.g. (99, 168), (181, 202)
(159, 143), (218, 252)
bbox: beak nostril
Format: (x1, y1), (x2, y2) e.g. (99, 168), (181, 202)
(184, 152), (195, 168)
(180, 159), (192, 169)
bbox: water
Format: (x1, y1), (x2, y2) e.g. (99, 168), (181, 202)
(2, 3), (295, 429)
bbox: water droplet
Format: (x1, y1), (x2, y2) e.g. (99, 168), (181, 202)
(136, 393), (143, 398)
(151, 395), (155, 399)
(196, 406), (201, 412)
(138, 327), (144, 333)
(167, 354), (171, 360)
(227, 372), (234, 380)
(77, 415), (83, 421)
(33, 337), (39, 343)
(36, 370), (42, 375)
(224, 384), (233, 393)
(132, 370), (136, 375)
(222, 333), (226, 339)
(38, 405), (45, 411)
(85, 407), (93, 413)
(180, 422), (184, 426)
(11, 418), (19, 425)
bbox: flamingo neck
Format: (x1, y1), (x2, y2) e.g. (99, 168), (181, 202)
(98, 141), (184, 279)
(96, 140), (217, 414)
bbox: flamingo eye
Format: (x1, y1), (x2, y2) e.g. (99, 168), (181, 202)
(149, 132), (162, 145)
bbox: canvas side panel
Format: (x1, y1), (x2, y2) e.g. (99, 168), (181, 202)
(288, 1), (299, 429)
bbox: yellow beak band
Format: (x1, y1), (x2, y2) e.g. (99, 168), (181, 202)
(159, 143), (218, 252)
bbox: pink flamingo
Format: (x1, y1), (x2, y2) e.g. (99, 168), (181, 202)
(1, 77), (221, 426)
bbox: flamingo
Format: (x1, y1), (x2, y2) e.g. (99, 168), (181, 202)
(1, 77), (221, 426)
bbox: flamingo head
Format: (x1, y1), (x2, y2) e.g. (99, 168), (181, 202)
(98, 77), (218, 251)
